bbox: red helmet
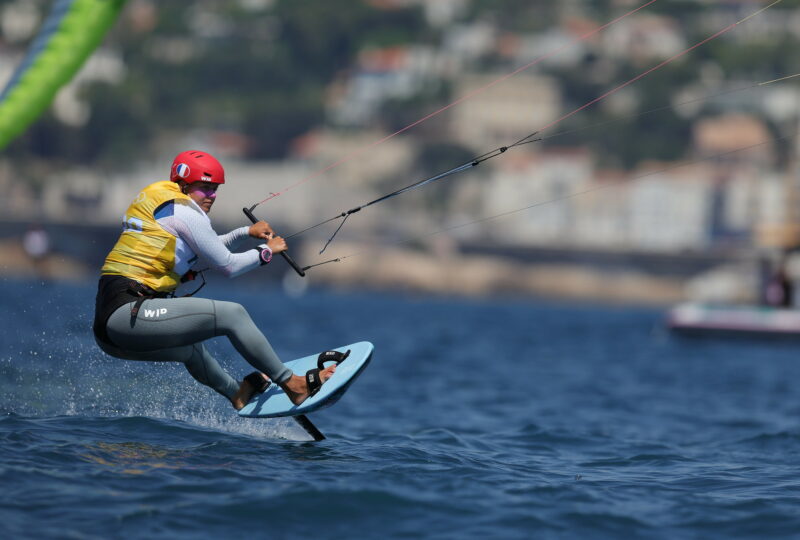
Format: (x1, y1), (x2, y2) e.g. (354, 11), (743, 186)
(170, 150), (225, 184)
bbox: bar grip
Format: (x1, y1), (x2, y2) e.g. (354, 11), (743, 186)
(243, 207), (306, 277)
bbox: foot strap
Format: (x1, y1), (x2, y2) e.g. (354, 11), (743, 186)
(305, 368), (323, 397)
(317, 349), (350, 369)
(305, 349), (351, 397)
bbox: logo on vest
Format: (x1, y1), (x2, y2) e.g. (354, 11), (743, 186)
(143, 308), (168, 318)
(122, 215), (143, 232)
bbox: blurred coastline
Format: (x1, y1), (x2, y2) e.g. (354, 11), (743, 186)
(2, 1), (800, 307)
(0, 219), (755, 305)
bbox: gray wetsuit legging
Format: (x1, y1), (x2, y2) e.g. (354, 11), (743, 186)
(97, 297), (293, 400)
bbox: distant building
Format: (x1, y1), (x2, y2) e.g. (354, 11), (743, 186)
(441, 21), (496, 61)
(0, 1), (41, 43)
(450, 73), (561, 150)
(753, 171), (800, 250)
(291, 128), (416, 190)
(481, 149), (592, 246)
(602, 14), (686, 63)
(627, 164), (712, 252)
(692, 113), (775, 167)
(328, 45), (443, 126)
(716, 163), (762, 237)
(511, 27), (587, 70)
(573, 171), (630, 249)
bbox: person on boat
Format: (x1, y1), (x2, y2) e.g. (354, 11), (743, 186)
(764, 254), (793, 308)
(92, 150), (338, 410)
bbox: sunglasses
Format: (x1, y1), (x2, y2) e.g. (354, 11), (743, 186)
(189, 184), (219, 197)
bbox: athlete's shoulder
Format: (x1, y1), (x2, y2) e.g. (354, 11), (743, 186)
(143, 180), (182, 194)
(174, 197), (213, 224)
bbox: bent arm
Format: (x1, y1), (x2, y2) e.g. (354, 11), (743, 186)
(171, 202), (261, 278)
(218, 226), (251, 250)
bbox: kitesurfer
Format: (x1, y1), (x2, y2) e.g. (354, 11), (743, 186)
(92, 150), (337, 409)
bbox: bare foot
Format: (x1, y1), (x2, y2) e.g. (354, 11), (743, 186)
(281, 365), (337, 405)
(231, 372), (270, 410)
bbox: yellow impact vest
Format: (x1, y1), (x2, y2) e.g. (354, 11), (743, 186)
(101, 181), (190, 292)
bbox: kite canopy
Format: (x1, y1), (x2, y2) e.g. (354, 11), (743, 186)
(0, 0), (126, 149)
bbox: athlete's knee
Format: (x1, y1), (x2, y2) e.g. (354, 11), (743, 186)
(215, 300), (249, 320)
(214, 301), (254, 330)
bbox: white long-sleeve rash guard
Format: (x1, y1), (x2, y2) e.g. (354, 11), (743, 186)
(154, 198), (264, 278)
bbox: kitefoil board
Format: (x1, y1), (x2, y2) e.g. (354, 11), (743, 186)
(238, 341), (373, 419)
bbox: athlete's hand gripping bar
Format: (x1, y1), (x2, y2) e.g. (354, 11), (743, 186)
(243, 207), (306, 277)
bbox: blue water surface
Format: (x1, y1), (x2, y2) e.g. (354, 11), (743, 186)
(1, 276), (800, 539)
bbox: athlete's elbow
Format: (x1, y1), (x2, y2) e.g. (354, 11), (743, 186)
(222, 265), (253, 279)
(216, 265), (238, 278)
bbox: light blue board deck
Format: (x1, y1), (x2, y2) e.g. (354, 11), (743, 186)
(238, 341), (374, 418)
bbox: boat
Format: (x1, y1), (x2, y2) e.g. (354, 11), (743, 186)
(667, 302), (800, 339)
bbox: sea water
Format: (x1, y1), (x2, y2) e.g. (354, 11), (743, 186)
(1, 277), (799, 539)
